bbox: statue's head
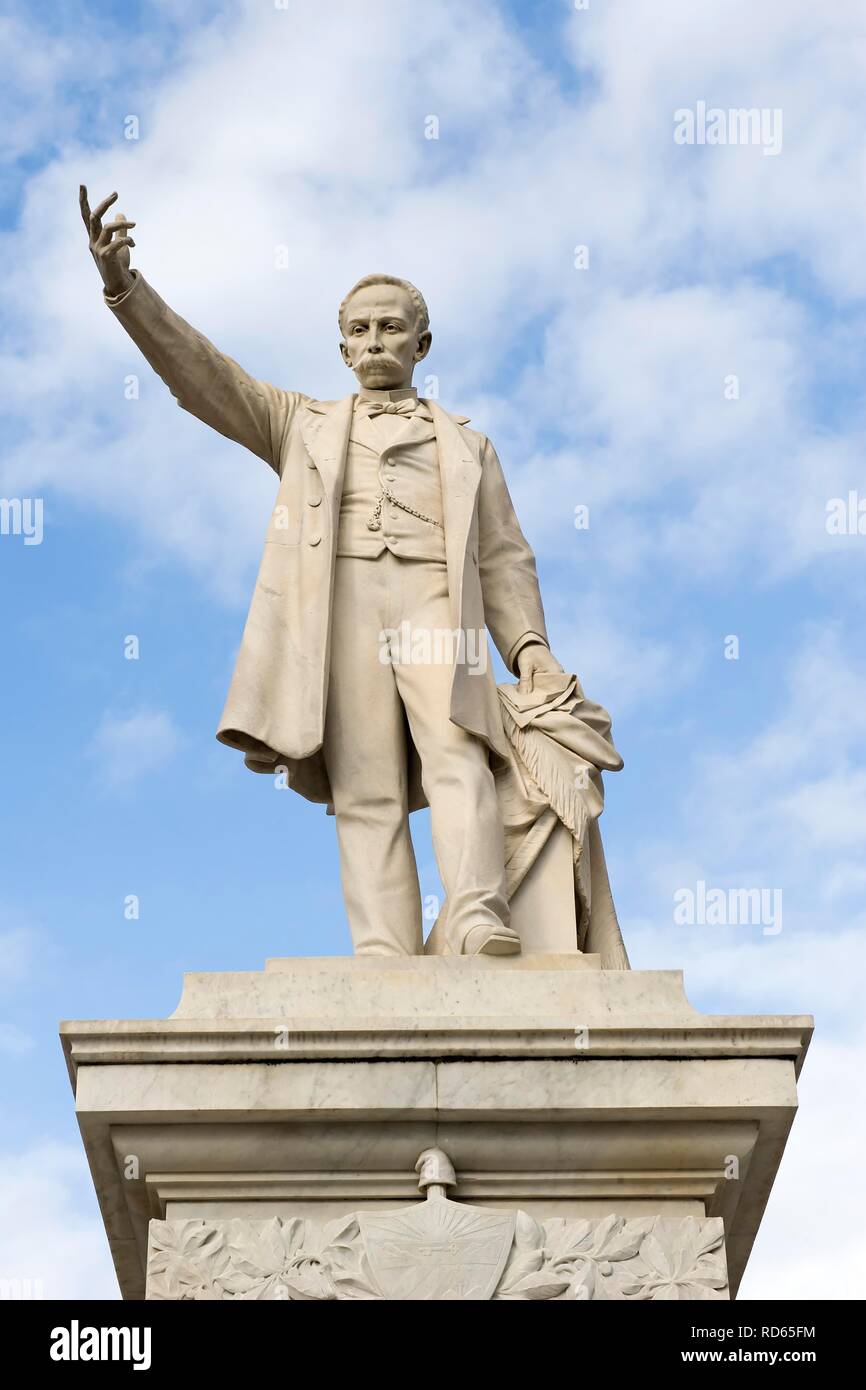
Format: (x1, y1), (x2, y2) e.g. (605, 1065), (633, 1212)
(339, 274), (432, 390)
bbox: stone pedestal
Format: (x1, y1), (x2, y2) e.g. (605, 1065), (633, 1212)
(60, 956), (811, 1301)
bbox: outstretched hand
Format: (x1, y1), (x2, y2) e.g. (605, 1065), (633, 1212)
(80, 186), (135, 298)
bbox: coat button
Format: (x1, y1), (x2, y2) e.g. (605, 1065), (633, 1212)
(308, 535), (322, 546)
(308, 496), (322, 507)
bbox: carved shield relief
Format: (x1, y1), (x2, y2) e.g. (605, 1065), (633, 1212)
(358, 1201), (516, 1301)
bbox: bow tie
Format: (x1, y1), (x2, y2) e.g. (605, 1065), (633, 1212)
(359, 397), (429, 419)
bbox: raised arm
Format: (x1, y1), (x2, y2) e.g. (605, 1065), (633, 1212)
(80, 187), (297, 472)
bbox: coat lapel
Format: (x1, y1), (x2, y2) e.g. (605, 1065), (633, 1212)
(298, 395), (355, 512)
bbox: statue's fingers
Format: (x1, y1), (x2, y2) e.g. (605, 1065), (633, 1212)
(79, 185), (92, 230)
(92, 191), (119, 219)
(97, 219), (136, 246)
(103, 235), (135, 256)
(89, 190), (118, 232)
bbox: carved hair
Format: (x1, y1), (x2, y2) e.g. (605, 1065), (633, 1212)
(338, 274), (430, 337)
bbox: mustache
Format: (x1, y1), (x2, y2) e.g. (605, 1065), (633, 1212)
(357, 350), (402, 369)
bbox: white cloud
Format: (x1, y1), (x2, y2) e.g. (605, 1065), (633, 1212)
(614, 625), (866, 933)
(738, 1028), (866, 1300)
(1, 0), (864, 602)
(544, 588), (689, 717)
(0, 1142), (118, 1300)
(0, 12), (112, 165)
(627, 916), (865, 1023)
(88, 708), (183, 789)
(569, 0), (866, 296)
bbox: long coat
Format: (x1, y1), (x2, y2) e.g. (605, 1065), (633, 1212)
(107, 273), (549, 805)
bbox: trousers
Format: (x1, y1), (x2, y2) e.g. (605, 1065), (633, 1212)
(322, 550), (509, 955)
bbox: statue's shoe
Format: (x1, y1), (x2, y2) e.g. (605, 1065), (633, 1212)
(462, 924), (521, 957)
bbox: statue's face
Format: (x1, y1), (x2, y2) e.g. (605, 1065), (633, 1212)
(340, 282), (431, 389)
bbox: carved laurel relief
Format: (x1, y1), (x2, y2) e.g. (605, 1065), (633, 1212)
(147, 1208), (728, 1302)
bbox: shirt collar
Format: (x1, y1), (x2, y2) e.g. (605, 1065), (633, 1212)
(356, 386), (419, 406)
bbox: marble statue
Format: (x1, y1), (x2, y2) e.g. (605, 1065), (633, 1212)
(81, 186), (577, 961)
(70, 190), (810, 1304)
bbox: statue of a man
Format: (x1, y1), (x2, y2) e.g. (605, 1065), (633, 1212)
(82, 187), (564, 959)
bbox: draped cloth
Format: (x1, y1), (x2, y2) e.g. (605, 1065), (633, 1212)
(494, 672), (630, 970)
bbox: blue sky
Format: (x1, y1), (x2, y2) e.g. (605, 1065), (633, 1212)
(1, 0), (865, 1297)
